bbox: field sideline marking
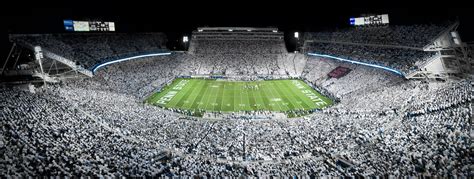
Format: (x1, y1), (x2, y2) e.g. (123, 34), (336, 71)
(168, 79), (194, 108)
(232, 82), (237, 112)
(297, 80), (332, 108)
(156, 79), (184, 107)
(284, 80), (314, 110)
(276, 80), (304, 110)
(220, 82), (227, 112)
(147, 78), (332, 113)
(203, 80), (216, 111)
(285, 80), (310, 110)
(276, 81), (297, 111)
(266, 81), (285, 111)
(184, 80), (205, 109)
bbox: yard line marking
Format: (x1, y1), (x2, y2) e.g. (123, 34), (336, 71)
(266, 81), (286, 111)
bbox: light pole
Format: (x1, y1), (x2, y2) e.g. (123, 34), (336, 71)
(183, 36), (189, 51)
(294, 31), (300, 53)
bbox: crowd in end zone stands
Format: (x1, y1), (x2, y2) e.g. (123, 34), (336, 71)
(306, 42), (439, 75)
(1, 23), (473, 177)
(304, 22), (453, 48)
(11, 33), (167, 70)
(303, 22), (456, 75)
(185, 39), (294, 76)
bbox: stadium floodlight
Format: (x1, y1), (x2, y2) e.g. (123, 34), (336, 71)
(183, 36), (189, 43)
(294, 32), (299, 38)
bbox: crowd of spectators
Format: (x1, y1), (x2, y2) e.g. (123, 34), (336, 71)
(1, 77), (470, 177)
(2, 53), (471, 177)
(304, 22), (453, 48)
(185, 39), (296, 75)
(306, 42), (439, 75)
(2, 26), (472, 177)
(10, 33), (168, 70)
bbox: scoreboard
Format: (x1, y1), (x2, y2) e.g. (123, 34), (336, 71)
(89, 21), (116, 31)
(64, 20), (115, 32)
(350, 14), (389, 26)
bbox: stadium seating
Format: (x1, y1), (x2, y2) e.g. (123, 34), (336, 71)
(187, 39), (291, 75)
(304, 22), (453, 48)
(1, 24), (472, 177)
(10, 33), (168, 71)
(305, 42), (439, 75)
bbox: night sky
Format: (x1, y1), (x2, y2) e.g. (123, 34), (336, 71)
(0, 4), (473, 61)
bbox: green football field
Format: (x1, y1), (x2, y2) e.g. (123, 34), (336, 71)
(145, 78), (333, 115)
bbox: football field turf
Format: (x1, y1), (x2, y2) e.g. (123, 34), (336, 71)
(145, 78), (333, 114)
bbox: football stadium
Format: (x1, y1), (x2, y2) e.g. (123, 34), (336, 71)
(0, 7), (473, 177)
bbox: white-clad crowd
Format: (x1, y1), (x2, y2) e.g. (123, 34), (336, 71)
(11, 33), (167, 70)
(304, 22), (453, 48)
(2, 53), (471, 177)
(184, 39), (297, 76)
(306, 42), (439, 75)
(2, 25), (472, 177)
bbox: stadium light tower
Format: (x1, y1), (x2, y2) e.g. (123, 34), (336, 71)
(294, 32), (300, 53)
(183, 36), (189, 50)
(34, 46), (46, 85)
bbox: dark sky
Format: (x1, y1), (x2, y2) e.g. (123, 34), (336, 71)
(2, 7), (472, 33)
(0, 4), (473, 60)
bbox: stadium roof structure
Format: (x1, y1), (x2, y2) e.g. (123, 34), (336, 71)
(197, 27), (278, 32)
(193, 27), (283, 40)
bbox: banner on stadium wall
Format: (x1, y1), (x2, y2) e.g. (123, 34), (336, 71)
(328, 66), (352, 79)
